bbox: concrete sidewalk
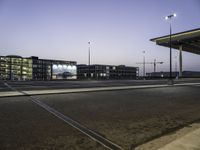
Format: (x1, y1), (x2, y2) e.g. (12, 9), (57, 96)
(1, 82), (200, 98)
(158, 127), (200, 150)
(0, 84), (169, 97)
(135, 122), (200, 150)
(0, 91), (24, 97)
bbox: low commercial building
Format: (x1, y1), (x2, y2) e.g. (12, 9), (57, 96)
(77, 64), (139, 80)
(146, 71), (178, 78)
(146, 71), (200, 78)
(0, 55), (77, 80)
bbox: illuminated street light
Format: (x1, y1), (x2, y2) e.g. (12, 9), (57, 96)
(88, 41), (91, 78)
(165, 13), (176, 20)
(143, 51), (145, 78)
(165, 13), (176, 80)
(173, 13), (177, 17)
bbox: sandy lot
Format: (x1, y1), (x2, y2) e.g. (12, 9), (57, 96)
(39, 86), (200, 149)
(0, 97), (106, 150)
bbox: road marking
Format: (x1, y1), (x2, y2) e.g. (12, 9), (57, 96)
(4, 82), (123, 150)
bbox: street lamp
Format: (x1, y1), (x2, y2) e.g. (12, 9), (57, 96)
(165, 13), (176, 80)
(88, 42), (90, 66)
(88, 42), (91, 78)
(142, 51), (145, 78)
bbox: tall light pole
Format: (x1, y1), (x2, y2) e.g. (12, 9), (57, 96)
(88, 42), (90, 66)
(143, 51), (145, 77)
(88, 42), (91, 78)
(153, 59), (156, 73)
(165, 13), (176, 79)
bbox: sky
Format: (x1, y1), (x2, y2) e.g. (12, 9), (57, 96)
(0, 0), (200, 74)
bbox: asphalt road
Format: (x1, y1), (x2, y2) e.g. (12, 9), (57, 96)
(1, 83), (200, 149)
(1, 78), (200, 92)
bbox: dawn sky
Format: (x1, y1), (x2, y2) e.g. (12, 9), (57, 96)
(0, 0), (200, 74)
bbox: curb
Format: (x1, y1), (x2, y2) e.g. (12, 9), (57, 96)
(0, 82), (200, 98)
(0, 84), (170, 98)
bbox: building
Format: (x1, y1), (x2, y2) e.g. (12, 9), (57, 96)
(0, 55), (77, 80)
(0, 55), (33, 80)
(146, 72), (178, 78)
(77, 64), (139, 80)
(146, 71), (200, 78)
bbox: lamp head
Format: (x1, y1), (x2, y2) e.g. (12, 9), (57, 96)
(165, 13), (177, 20)
(173, 13), (177, 17)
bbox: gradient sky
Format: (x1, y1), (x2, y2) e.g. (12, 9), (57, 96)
(0, 0), (200, 74)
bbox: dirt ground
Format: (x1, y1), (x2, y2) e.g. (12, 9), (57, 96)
(1, 85), (200, 150)
(0, 97), (106, 150)
(39, 86), (200, 150)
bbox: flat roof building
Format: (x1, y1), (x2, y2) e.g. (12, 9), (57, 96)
(0, 55), (76, 80)
(146, 71), (200, 78)
(77, 64), (139, 80)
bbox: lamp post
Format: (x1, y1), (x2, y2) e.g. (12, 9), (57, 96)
(143, 51), (145, 78)
(88, 42), (91, 78)
(88, 42), (90, 66)
(165, 13), (176, 79)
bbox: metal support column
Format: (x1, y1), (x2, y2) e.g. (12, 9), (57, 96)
(179, 45), (183, 77)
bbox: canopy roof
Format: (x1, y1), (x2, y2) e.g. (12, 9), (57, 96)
(150, 28), (200, 55)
